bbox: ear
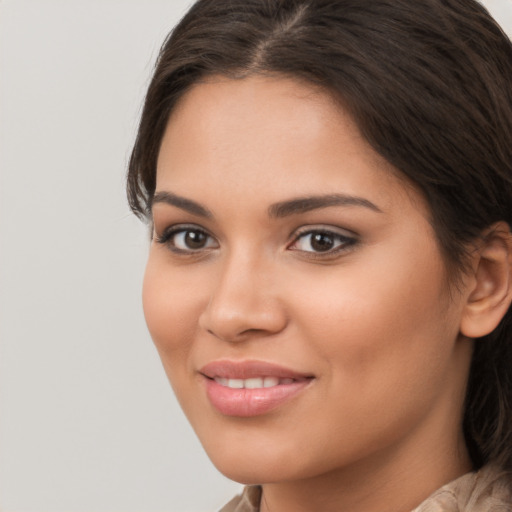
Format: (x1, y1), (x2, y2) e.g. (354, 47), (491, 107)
(460, 221), (512, 339)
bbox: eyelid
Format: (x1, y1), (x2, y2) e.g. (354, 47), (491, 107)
(288, 225), (358, 255)
(292, 224), (357, 238)
(155, 223), (219, 253)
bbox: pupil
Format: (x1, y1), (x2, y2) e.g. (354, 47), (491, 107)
(185, 230), (207, 249)
(311, 233), (334, 252)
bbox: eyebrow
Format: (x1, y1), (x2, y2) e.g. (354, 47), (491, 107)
(150, 191), (382, 219)
(151, 191), (214, 218)
(268, 194), (382, 218)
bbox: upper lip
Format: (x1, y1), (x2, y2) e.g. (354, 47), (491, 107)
(199, 360), (313, 380)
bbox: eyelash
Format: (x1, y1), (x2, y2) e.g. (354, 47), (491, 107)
(288, 228), (357, 257)
(155, 224), (358, 258)
(155, 225), (218, 254)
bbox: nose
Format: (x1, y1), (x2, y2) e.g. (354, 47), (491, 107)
(198, 251), (287, 343)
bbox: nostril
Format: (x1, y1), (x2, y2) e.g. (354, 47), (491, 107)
(205, 327), (264, 343)
(198, 280), (288, 342)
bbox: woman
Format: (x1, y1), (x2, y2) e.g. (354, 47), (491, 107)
(127, 0), (512, 510)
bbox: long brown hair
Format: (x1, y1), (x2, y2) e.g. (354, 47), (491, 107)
(127, 0), (512, 470)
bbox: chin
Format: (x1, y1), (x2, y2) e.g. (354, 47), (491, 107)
(211, 455), (296, 485)
(202, 442), (276, 483)
(201, 432), (335, 486)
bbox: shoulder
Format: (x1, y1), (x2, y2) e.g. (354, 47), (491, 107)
(218, 486), (262, 512)
(218, 466), (512, 512)
(413, 464), (512, 512)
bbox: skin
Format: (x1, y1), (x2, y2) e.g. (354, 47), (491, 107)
(144, 76), (477, 512)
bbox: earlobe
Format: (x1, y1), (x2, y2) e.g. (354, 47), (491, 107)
(460, 221), (512, 339)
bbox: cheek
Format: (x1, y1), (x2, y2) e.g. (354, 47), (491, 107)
(142, 255), (202, 364)
(276, 254), (463, 459)
(291, 246), (456, 393)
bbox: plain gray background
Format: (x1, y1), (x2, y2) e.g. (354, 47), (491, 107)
(0, 1), (511, 511)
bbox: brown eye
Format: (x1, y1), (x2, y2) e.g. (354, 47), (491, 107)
(172, 229), (217, 251)
(290, 229), (356, 255)
(182, 230), (209, 249)
(310, 233), (335, 252)
(156, 226), (218, 253)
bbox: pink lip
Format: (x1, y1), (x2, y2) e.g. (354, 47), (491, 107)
(200, 360), (314, 417)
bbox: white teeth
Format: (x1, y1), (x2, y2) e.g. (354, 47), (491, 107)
(227, 379), (244, 389)
(214, 376), (294, 389)
(263, 377), (279, 388)
(245, 378), (264, 389)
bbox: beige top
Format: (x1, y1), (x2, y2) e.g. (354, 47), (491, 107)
(219, 465), (512, 512)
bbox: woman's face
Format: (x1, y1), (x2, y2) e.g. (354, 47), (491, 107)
(144, 76), (473, 484)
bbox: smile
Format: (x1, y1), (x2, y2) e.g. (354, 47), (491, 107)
(213, 376), (296, 389)
(200, 360), (314, 417)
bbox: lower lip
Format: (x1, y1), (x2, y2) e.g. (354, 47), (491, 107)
(204, 378), (311, 417)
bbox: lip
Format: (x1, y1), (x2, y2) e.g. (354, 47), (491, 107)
(200, 360), (312, 380)
(200, 360), (314, 417)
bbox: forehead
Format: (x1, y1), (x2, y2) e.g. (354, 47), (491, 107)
(156, 75), (425, 217)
